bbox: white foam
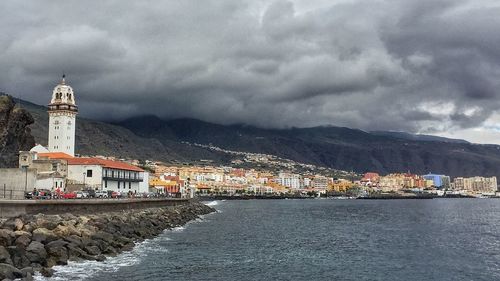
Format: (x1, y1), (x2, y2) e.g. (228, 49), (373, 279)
(35, 211), (219, 280)
(204, 200), (219, 206)
(35, 239), (153, 281)
(171, 226), (185, 232)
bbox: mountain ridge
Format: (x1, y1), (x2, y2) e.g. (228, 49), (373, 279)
(5, 93), (500, 178)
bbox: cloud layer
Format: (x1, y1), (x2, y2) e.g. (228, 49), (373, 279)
(1, 0), (500, 142)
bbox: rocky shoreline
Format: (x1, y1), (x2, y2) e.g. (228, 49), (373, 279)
(0, 201), (215, 280)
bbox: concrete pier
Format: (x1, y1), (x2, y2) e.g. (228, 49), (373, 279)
(0, 198), (191, 218)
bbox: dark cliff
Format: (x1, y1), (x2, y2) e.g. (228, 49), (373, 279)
(0, 95), (36, 167)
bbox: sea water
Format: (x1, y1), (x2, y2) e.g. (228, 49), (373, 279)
(39, 199), (500, 281)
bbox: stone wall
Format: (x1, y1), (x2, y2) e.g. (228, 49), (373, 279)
(0, 169), (37, 199)
(0, 198), (192, 218)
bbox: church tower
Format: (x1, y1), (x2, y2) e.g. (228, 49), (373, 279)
(48, 75), (78, 156)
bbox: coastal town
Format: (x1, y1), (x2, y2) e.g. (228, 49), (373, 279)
(0, 77), (497, 200)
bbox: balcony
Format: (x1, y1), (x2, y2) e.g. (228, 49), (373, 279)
(102, 175), (144, 182)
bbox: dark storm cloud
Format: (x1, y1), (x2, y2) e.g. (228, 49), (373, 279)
(1, 0), (500, 136)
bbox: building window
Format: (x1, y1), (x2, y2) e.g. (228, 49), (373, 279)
(52, 163), (58, 171)
(111, 170), (115, 177)
(104, 180), (107, 188)
(86, 169), (93, 177)
(117, 181), (120, 189)
(129, 182), (131, 189)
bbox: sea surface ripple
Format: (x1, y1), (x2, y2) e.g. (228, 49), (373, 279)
(39, 199), (500, 281)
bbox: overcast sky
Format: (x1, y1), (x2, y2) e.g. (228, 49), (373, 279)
(1, 0), (500, 144)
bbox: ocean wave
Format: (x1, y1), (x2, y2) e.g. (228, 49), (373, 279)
(35, 212), (217, 281)
(171, 226), (185, 232)
(34, 238), (160, 281)
(204, 200), (219, 206)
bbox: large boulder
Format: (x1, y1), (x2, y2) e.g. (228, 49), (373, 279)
(45, 240), (69, 266)
(26, 241), (47, 264)
(20, 267), (34, 280)
(63, 235), (83, 247)
(14, 218), (24, 231)
(32, 228), (58, 243)
(84, 245), (101, 256)
(53, 224), (80, 237)
(91, 231), (114, 244)
(14, 232), (31, 249)
(1, 220), (16, 231)
(66, 244), (88, 260)
(0, 246), (11, 265)
(6, 246), (30, 269)
(0, 263), (23, 280)
(40, 267), (54, 277)
(0, 229), (14, 247)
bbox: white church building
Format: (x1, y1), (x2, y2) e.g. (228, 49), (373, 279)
(14, 76), (149, 194)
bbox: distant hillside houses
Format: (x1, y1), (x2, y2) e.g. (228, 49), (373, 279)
(361, 172), (497, 195)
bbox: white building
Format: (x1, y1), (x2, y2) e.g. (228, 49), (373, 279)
(277, 172), (301, 189)
(453, 176), (497, 193)
(313, 175), (329, 190)
(66, 157), (147, 193)
(48, 75), (78, 156)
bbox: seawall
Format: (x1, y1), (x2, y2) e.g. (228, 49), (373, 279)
(0, 198), (191, 218)
(0, 200), (215, 279)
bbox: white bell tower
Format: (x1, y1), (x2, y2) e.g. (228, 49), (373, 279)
(48, 75), (78, 156)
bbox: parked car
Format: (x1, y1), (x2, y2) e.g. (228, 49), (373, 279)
(144, 192), (158, 198)
(95, 190), (108, 198)
(62, 192), (77, 199)
(85, 189), (96, 198)
(75, 191), (88, 199)
(36, 189), (52, 200)
(24, 191), (33, 199)
(111, 191), (121, 198)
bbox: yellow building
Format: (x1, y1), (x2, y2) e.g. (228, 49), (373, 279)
(329, 179), (353, 192)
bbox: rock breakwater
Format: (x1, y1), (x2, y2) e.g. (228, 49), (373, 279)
(0, 201), (214, 280)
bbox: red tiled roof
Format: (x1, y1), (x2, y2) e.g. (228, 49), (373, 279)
(38, 152), (74, 159)
(66, 158), (144, 172)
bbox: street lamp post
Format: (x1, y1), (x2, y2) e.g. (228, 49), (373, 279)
(22, 166), (28, 192)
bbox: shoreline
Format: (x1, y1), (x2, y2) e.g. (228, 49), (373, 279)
(0, 201), (215, 280)
(198, 194), (486, 200)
